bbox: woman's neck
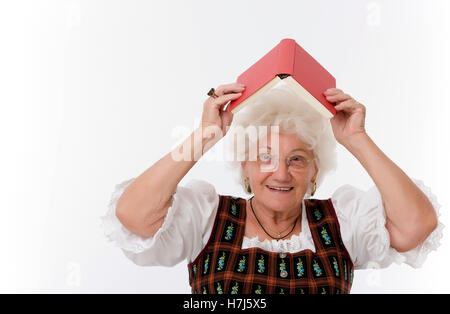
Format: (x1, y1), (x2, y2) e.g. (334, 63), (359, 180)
(247, 196), (302, 233)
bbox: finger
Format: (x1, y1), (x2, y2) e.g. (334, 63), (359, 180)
(334, 99), (363, 112)
(221, 110), (233, 131)
(323, 88), (343, 95)
(325, 93), (352, 103)
(209, 92), (242, 108)
(215, 83), (246, 96)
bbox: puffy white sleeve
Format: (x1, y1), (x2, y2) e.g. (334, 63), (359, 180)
(100, 177), (219, 267)
(331, 178), (444, 270)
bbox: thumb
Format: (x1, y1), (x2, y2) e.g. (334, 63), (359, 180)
(221, 111), (233, 134)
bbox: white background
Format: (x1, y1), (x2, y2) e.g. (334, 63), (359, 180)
(0, 0), (448, 293)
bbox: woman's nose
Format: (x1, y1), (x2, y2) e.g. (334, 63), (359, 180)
(270, 159), (292, 180)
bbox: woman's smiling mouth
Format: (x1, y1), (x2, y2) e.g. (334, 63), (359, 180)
(266, 185), (294, 192)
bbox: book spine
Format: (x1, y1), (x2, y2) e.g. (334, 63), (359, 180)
(277, 38), (296, 76)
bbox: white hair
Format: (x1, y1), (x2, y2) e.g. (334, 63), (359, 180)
(224, 81), (337, 197)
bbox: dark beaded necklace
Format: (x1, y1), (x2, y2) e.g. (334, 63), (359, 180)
(249, 196), (299, 240)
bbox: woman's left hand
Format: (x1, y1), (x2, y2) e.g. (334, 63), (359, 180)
(324, 88), (367, 146)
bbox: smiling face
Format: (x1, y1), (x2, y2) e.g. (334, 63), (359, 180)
(241, 132), (318, 213)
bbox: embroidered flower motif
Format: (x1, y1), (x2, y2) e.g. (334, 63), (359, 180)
(202, 286), (207, 294)
(192, 265), (197, 276)
(344, 260), (348, 281)
(279, 259), (287, 273)
(332, 257), (340, 277)
(257, 255), (265, 273)
(231, 282), (239, 294)
(203, 254), (210, 274)
(320, 287), (327, 294)
(254, 285), (262, 294)
(237, 256), (246, 272)
(296, 258), (305, 277)
(216, 282), (223, 294)
(217, 252), (226, 271)
(279, 288), (285, 294)
(313, 208), (322, 221)
(321, 226), (331, 245)
(224, 223), (234, 240)
(349, 266), (353, 284)
(231, 203), (238, 216)
(313, 259), (323, 277)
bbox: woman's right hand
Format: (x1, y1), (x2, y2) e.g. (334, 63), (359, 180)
(200, 82), (245, 136)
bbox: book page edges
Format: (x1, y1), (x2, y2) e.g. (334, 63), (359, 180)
(230, 76), (333, 119)
(230, 76), (282, 114)
(283, 76), (334, 119)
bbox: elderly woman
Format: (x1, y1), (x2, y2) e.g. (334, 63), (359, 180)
(101, 81), (443, 294)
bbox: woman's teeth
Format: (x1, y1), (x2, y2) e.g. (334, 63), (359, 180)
(267, 186), (293, 191)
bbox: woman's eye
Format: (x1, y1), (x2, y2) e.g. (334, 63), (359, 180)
(259, 153), (271, 162)
(290, 156), (307, 164)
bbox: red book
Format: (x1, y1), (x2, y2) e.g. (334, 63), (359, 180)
(226, 38), (336, 118)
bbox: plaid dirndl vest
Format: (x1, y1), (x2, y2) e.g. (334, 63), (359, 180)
(187, 195), (354, 294)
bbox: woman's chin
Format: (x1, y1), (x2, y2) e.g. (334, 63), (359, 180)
(261, 188), (296, 204)
(257, 186), (305, 207)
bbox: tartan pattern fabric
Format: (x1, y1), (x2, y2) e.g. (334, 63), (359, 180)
(187, 195), (354, 294)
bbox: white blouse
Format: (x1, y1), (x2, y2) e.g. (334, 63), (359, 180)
(100, 177), (444, 270)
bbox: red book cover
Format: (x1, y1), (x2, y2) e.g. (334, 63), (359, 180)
(226, 38), (336, 118)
